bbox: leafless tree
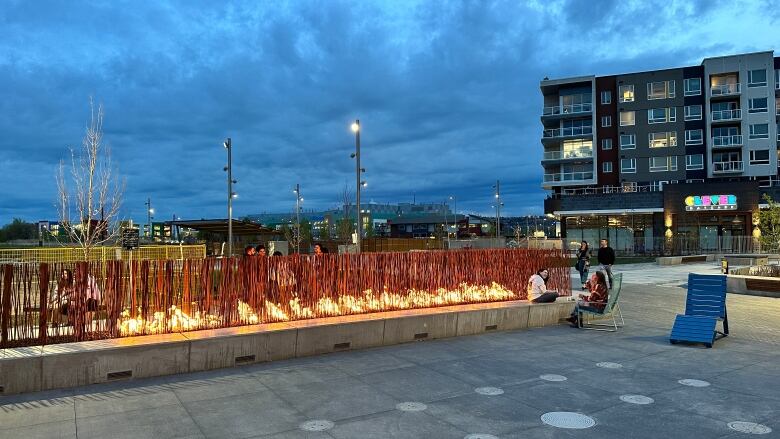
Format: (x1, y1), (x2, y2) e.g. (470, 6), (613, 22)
(56, 99), (125, 259)
(337, 184), (355, 242)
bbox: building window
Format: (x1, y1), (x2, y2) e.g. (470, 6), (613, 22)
(686, 154), (704, 170)
(602, 162), (613, 173)
(601, 138), (613, 150)
(619, 84), (634, 103)
(619, 111), (635, 126)
(684, 78), (702, 96)
(776, 69), (779, 89)
(749, 123), (769, 139)
(621, 158), (637, 173)
(600, 90), (612, 104)
(648, 80), (675, 100)
(649, 131), (677, 148)
(685, 129), (703, 145)
(601, 116), (612, 127)
(620, 134), (636, 150)
(750, 149), (770, 165)
(684, 105), (702, 121)
(748, 69), (767, 87)
(649, 156), (668, 172)
(648, 107), (675, 124)
(748, 97), (768, 114)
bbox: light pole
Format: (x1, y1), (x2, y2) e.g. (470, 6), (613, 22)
(294, 184), (303, 254)
(223, 138), (237, 257)
(350, 120), (365, 253)
(493, 180), (501, 239)
(449, 195), (457, 239)
(145, 197), (154, 239)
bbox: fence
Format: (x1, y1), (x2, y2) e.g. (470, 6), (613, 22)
(0, 245), (207, 263)
(0, 248), (570, 348)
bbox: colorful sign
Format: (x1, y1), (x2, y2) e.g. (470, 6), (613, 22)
(684, 195), (737, 211)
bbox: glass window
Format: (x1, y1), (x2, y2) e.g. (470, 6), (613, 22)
(748, 69), (767, 87)
(670, 156), (677, 171)
(749, 123), (769, 139)
(648, 107), (675, 123)
(620, 134), (636, 150)
(647, 81), (674, 100)
(748, 97), (768, 113)
(619, 85), (634, 103)
(684, 105), (702, 120)
(601, 116), (611, 127)
(684, 78), (701, 96)
(602, 162), (613, 173)
(601, 138), (613, 150)
(685, 129), (703, 145)
(649, 156), (668, 172)
(600, 90), (611, 104)
(649, 131), (677, 148)
(686, 154), (704, 170)
(621, 158), (636, 173)
(619, 111), (635, 126)
(776, 69), (779, 89)
(750, 149), (770, 165)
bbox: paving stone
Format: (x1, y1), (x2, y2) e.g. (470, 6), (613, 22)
(76, 404), (204, 439)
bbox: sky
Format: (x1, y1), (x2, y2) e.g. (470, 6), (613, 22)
(1, 0), (779, 226)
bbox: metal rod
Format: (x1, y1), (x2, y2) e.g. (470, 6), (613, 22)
(226, 137), (233, 258)
(354, 120), (361, 254)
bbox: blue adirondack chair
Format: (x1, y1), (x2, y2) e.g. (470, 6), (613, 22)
(669, 273), (728, 348)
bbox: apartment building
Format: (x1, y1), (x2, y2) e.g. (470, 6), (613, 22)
(541, 51), (780, 251)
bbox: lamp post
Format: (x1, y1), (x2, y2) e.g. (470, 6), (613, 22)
(144, 197), (154, 239)
(350, 120), (363, 253)
(294, 184), (303, 254)
(493, 180), (501, 239)
(449, 195), (457, 240)
(223, 138), (237, 257)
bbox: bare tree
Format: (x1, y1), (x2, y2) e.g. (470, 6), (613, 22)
(56, 99), (125, 259)
(337, 184), (355, 242)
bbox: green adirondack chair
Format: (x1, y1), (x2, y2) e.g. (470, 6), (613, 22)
(577, 273), (624, 331)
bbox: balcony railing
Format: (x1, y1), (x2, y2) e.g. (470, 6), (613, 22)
(711, 109), (742, 121)
(542, 103), (593, 117)
(712, 161), (744, 174)
(542, 126), (593, 138)
(710, 83), (741, 96)
(543, 171), (594, 183)
(712, 135), (743, 148)
(542, 149), (594, 160)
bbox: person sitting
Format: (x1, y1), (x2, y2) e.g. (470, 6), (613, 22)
(255, 244), (267, 257)
(566, 271), (609, 327)
(527, 268), (559, 303)
(243, 245), (256, 257)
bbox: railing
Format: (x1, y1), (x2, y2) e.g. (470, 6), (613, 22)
(712, 161), (744, 173)
(558, 184), (662, 196)
(543, 171), (594, 183)
(562, 236), (760, 257)
(712, 135), (743, 148)
(711, 108), (742, 121)
(0, 245), (206, 263)
(542, 103), (593, 117)
(542, 149), (594, 160)
(543, 126), (593, 138)
(710, 83), (741, 96)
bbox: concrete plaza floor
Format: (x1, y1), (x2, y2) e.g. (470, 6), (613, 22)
(1, 262), (778, 438)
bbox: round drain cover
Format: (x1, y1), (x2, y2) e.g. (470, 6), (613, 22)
(678, 379), (710, 387)
(396, 402), (427, 412)
(541, 412), (596, 429)
(474, 387), (504, 396)
(596, 362), (623, 369)
(464, 435), (499, 439)
(620, 394), (654, 405)
(540, 374), (567, 382)
(300, 420), (334, 431)
(728, 421), (772, 435)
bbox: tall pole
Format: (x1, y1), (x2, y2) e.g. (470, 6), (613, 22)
(225, 137), (233, 258)
(494, 180), (501, 239)
(295, 183), (301, 254)
(352, 120), (362, 253)
(444, 200), (449, 249)
(145, 197), (153, 239)
(450, 195), (457, 239)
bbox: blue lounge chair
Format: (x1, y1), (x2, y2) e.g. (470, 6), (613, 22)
(669, 273), (728, 348)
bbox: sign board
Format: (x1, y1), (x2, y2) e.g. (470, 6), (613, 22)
(684, 195), (737, 211)
(121, 227), (140, 250)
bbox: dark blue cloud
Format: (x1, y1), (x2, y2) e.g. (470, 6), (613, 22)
(0, 0), (777, 225)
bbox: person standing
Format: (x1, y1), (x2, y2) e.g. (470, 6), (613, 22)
(597, 238), (615, 288)
(575, 241), (591, 290)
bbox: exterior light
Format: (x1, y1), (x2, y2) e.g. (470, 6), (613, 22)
(351, 122), (360, 132)
(149, 208), (155, 214)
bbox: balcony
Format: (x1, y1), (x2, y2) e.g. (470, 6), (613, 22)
(711, 109), (741, 123)
(542, 149), (594, 162)
(543, 171), (594, 184)
(542, 103), (593, 118)
(711, 135), (743, 148)
(712, 161), (744, 174)
(710, 83), (741, 97)
(542, 126), (593, 139)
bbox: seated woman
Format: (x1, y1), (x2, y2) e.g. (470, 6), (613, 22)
(527, 268), (559, 303)
(566, 271), (609, 327)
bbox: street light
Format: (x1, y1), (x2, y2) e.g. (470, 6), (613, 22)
(350, 119), (362, 253)
(294, 184), (303, 254)
(145, 197), (154, 239)
(448, 195), (457, 240)
(223, 137), (237, 257)
(493, 180), (501, 239)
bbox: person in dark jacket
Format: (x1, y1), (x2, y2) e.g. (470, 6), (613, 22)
(575, 241), (591, 290)
(597, 238), (615, 288)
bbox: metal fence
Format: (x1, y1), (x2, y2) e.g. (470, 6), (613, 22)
(0, 245), (207, 263)
(0, 248), (571, 348)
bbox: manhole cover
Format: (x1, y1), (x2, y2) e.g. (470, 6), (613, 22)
(300, 420), (334, 431)
(678, 379), (710, 387)
(727, 421), (772, 434)
(475, 387), (504, 396)
(540, 374), (567, 382)
(396, 402), (427, 412)
(620, 394), (654, 405)
(540, 412), (596, 429)
(596, 362), (623, 369)
(464, 435), (499, 439)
